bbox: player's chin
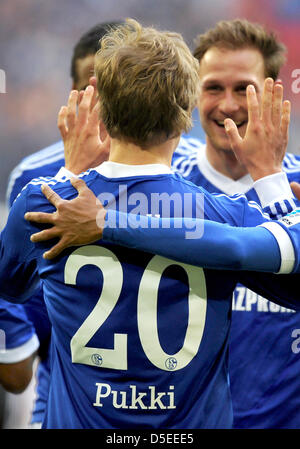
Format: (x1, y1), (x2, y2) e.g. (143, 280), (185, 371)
(210, 135), (232, 152)
(209, 143), (231, 155)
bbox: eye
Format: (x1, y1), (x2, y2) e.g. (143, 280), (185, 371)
(236, 85), (247, 95)
(205, 85), (222, 92)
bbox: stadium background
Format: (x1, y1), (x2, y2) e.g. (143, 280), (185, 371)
(0, 0), (300, 429)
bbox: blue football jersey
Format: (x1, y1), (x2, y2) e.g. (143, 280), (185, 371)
(0, 161), (299, 429)
(0, 298), (39, 363)
(0, 142), (60, 369)
(174, 136), (300, 429)
(0, 143), (53, 370)
(6, 141), (64, 208)
(5, 141), (63, 423)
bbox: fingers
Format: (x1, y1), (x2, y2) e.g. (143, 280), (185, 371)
(260, 78), (288, 132)
(59, 84), (98, 140)
(57, 106), (68, 140)
(272, 82), (283, 128)
(70, 177), (89, 195)
(89, 77), (99, 112)
(280, 100), (291, 140)
(77, 85), (94, 128)
(40, 184), (64, 208)
(30, 228), (59, 243)
(224, 118), (242, 153)
(77, 90), (85, 105)
(43, 238), (68, 260)
(24, 211), (55, 224)
(88, 102), (100, 130)
(66, 90), (78, 130)
(290, 181), (300, 201)
(260, 77), (274, 124)
(89, 76), (97, 89)
(246, 84), (260, 125)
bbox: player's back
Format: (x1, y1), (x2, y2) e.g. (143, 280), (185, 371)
(23, 162), (241, 429)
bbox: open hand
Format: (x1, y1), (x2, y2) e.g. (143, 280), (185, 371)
(58, 82), (110, 175)
(224, 78), (290, 181)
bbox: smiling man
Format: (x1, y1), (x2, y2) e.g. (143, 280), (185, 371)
(173, 19), (300, 429)
(1, 19), (298, 429)
(197, 46), (266, 180)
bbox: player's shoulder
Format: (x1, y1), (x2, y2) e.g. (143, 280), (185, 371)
(172, 134), (205, 178)
(7, 141), (65, 205)
(14, 141), (64, 171)
(23, 167), (98, 205)
(168, 170), (206, 195)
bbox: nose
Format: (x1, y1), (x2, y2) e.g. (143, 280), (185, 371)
(218, 90), (239, 115)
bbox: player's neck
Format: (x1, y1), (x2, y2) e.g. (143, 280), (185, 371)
(205, 139), (248, 180)
(109, 137), (180, 167)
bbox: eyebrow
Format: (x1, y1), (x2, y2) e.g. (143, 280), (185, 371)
(201, 79), (261, 91)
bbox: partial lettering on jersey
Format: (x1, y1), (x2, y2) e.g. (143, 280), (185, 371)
(232, 286), (295, 313)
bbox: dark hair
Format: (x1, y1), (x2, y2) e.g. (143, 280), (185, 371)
(71, 21), (124, 83)
(193, 19), (286, 80)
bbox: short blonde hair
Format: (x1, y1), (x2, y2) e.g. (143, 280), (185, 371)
(194, 19), (286, 80)
(95, 19), (199, 148)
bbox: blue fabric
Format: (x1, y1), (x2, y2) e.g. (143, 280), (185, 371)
(174, 135), (300, 429)
(1, 165), (300, 428)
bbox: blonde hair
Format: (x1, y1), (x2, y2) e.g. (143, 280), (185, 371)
(194, 19), (286, 79)
(95, 19), (200, 148)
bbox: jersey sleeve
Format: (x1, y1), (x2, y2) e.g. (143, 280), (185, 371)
(103, 209), (300, 310)
(103, 210), (293, 272)
(200, 189), (269, 226)
(261, 209), (300, 273)
(7, 169), (35, 208)
(0, 187), (39, 303)
(0, 299), (39, 363)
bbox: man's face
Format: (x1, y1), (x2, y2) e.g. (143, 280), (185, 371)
(198, 47), (265, 153)
(72, 54), (95, 91)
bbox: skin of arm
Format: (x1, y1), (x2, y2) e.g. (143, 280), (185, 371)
(0, 353), (36, 394)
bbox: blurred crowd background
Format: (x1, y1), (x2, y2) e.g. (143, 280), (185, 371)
(1, 0), (300, 428)
(1, 0), (300, 227)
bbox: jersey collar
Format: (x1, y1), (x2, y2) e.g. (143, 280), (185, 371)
(197, 146), (253, 195)
(96, 161), (173, 178)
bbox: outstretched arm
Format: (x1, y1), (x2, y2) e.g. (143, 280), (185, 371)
(24, 178), (299, 274)
(102, 210), (296, 274)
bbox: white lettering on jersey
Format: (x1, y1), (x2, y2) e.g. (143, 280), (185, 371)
(232, 287), (295, 313)
(233, 287), (245, 311)
(291, 329), (300, 354)
(93, 383), (176, 410)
